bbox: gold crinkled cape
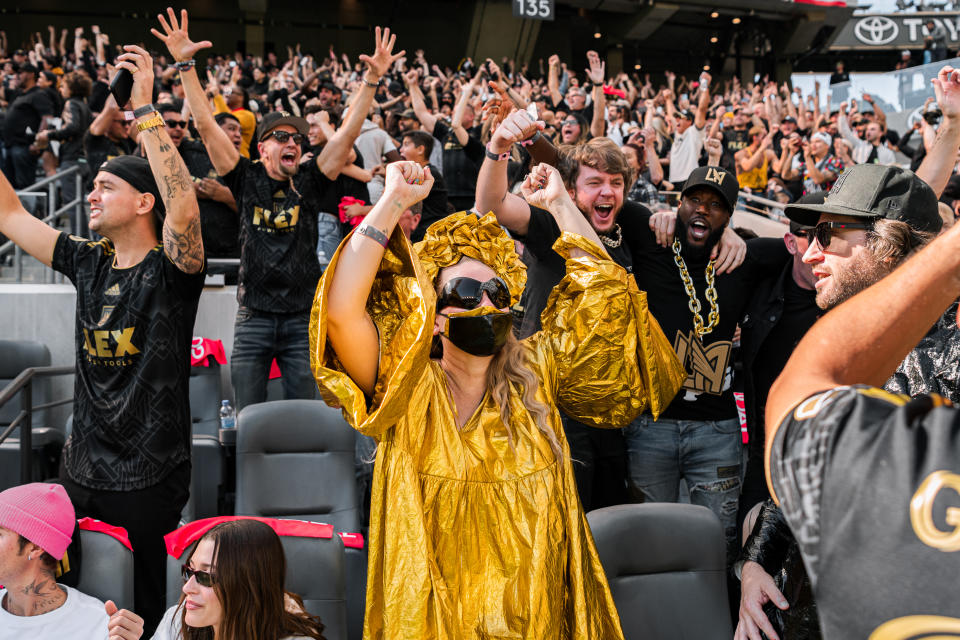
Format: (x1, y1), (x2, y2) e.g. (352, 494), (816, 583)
(309, 220), (685, 640)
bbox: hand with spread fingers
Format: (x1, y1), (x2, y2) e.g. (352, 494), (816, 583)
(151, 7), (213, 63)
(114, 45), (155, 110)
(359, 26), (405, 83)
(585, 50), (605, 86)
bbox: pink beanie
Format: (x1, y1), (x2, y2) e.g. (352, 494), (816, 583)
(0, 483), (75, 559)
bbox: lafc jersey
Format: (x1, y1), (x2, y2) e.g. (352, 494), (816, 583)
(53, 233), (205, 491)
(769, 385), (960, 639)
(223, 156), (333, 313)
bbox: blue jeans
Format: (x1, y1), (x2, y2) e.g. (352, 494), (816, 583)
(624, 414), (742, 563)
(230, 306), (317, 410)
(316, 212), (342, 272)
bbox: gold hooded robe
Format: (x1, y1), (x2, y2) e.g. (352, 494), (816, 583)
(309, 219), (685, 640)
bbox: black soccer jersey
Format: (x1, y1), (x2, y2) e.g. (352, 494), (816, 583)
(223, 156), (333, 313)
(52, 233), (205, 491)
(769, 385), (960, 639)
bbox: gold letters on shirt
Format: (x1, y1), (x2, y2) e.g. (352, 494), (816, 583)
(253, 190), (300, 231)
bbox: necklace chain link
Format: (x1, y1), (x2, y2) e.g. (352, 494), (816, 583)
(672, 239), (720, 339)
(600, 224), (622, 248)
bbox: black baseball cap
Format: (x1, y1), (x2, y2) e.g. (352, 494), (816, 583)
(399, 108), (417, 120)
(255, 110), (308, 141)
(782, 116), (797, 124)
(681, 166), (740, 214)
(785, 164), (942, 233)
(676, 109), (694, 120)
(788, 192), (824, 235)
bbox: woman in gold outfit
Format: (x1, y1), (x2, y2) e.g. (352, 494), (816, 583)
(309, 158), (684, 639)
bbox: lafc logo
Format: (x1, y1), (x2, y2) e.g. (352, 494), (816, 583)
(673, 331), (731, 397)
(82, 327), (140, 358)
(910, 470), (960, 552)
(705, 168), (728, 185)
(253, 194), (300, 231)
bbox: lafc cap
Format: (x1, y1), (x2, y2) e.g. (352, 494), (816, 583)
(681, 166), (740, 213)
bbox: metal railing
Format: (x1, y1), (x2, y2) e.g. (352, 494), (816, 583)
(1, 165), (85, 283)
(0, 365), (75, 484)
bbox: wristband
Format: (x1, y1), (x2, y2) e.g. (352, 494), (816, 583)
(362, 76), (381, 89)
(485, 144), (510, 162)
(136, 114), (164, 133)
(133, 104), (157, 119)
(174, 59), (196, 71)
(356, 223), (389, 248)
(518, 130), (542, 147)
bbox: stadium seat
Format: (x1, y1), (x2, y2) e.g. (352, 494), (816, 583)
(183, 360), (227, 521)
(164, 518), (348, 640)
(76, 524), (135, 611)
(0, 340), (63, 490)
(586, 503), (733, 640)
(234, 399), (365, 639)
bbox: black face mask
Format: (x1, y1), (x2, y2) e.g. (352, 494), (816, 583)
(438, 307), (512, 357)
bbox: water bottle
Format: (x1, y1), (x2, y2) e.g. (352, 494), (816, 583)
(219, 400), (236, 430)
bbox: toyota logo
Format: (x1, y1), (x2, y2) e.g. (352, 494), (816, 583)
(854, 16), (899, 46)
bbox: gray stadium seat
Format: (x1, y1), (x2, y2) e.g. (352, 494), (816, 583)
(183, 360), (226, 521)
(234, 400), (359, 531)
(234, 399), (365, 639)
(0, 340), (63, 490)
(76, 525), (135, 611)
(586, 503), (733, 640)
(164, 520), (348, 640)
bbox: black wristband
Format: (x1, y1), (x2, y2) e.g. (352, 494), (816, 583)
(174, 59), (196, 71)
(133, 104), (157, 119)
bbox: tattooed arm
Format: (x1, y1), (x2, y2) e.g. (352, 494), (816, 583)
(117, 44), (204, 274)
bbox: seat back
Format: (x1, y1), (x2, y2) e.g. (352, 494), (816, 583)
(189, 360), (224, 438)
(235, 400), (359, 532)
(165, 521), (348, 640)
(76, 527), (135, 611)
(586, 503), (732, 640)
(0, 339), (51, 426)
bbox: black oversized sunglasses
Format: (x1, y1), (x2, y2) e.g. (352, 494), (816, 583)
(437, 277), (511, 311)
(804, 221), (873, 251)
(181, 564), (216, 587)
(165, 120), (187, 129)
(266, 130), (304, 145)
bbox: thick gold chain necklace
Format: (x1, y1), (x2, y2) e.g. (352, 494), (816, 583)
(672, 239), (719, 339)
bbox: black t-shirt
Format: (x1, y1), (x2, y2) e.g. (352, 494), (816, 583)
(516, 202), (638, 339)
(2, 85), (56, 146)
(83, 132), (136, 190)
(179, 139), (241, 259)
(52, 233), (205, 491)
(721, 128), (750, 173)
(431, 120), (483, 200)
(624, 211), (786, 420)
(770, 386), (960, 639)
(409, 163), (449, 243)
(222, 156), (333, 312)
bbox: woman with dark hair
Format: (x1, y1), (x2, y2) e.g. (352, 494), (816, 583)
(151, 520), (325, 640)
(311, 159), (683, 638)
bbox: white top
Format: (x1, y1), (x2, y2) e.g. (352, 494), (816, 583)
(0, 585), (107, 640)
(669, 124), (705, 184)
(150, 604), (313, 640)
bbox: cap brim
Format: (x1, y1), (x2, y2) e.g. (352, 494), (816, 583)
(259, 116), (309, 140)
(784, 201), (878, 226)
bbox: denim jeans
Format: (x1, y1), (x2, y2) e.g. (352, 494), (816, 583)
(2, 144), (38, 189)
(316, 212), (342, 272)
(623, 414), (742, 563)
(230, 306), (317, 410)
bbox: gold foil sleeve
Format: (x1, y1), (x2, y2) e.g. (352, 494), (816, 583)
(309, 227), (435, 439)
(536, 232), (685, 426)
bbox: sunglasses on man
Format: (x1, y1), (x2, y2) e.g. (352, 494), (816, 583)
(182, 564), (216, 587)
(803, 221), (873, 251)
(165, 120), (187, 129)
(436, 277), (511, 311)
(265, 130), (305, 145)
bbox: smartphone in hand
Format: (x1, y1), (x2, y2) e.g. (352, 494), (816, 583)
(109, 68), (134, 108)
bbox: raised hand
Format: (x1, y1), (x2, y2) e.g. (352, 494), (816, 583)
(932, 65), (960, 120)
(381, 161), (434, 211)
(585, 50), (605, 85)
(520, 162), (570, 211)
(489, 107), (544, 154)
(114, 45), (155, 109)
(548, 54), (560, 68)
(358, 26), (405, 80)
(151, 8), (212, 63)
